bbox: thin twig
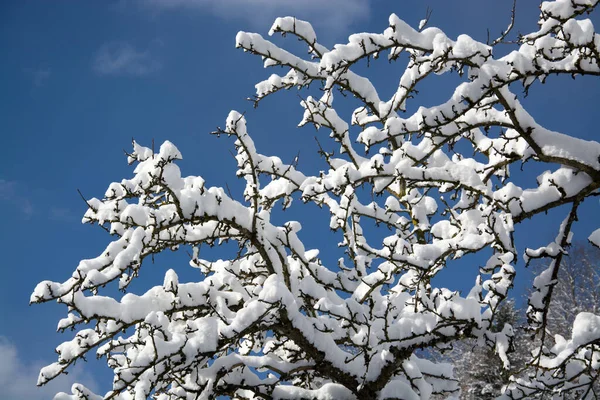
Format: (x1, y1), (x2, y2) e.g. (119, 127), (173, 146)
(490, 0), (518, 46)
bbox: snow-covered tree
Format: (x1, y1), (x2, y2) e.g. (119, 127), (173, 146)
(518, 243), (600, 399)
(32, 1), (600, 399)
(434, 300), (532, 400)
(531, 242), (600, 338)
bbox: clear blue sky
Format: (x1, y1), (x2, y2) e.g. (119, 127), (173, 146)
(1, 0), (598, 397)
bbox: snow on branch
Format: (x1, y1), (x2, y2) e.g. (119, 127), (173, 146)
(34, 1), (600, 399)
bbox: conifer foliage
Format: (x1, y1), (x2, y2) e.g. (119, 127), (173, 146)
(32, 1), (600, 399)
(440, 301), (532, 399)
(533, 243), (600, 339)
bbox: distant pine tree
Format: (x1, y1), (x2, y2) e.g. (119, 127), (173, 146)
(436, 300), (532, 399)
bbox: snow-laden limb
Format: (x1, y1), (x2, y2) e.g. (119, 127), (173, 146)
(34, 137), (492, 399)
(54, 384), (104, 400)
(269, 17), (328, 59)
(501, 313), (600, 399)
(34, 1), (600, 399)
(590, 228), (600, 248)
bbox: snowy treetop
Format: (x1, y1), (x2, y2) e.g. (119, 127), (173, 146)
(33, 1), (600, 399)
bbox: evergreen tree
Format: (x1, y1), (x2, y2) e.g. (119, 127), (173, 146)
(438, 301), (532, 399)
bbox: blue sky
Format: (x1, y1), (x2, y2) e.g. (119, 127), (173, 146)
(1, 0), (599, 397)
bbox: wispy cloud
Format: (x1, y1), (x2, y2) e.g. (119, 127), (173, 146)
(0, 180), (75, 220)
(92, 41), (161, 77)
(137, 0), (370, 37)
(0, 337), (99, 399)
(0, 179), (34, 216)
(50, 206), (76, 222)
(24, 68), (51, 87)
(0, 179), (16, 199)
